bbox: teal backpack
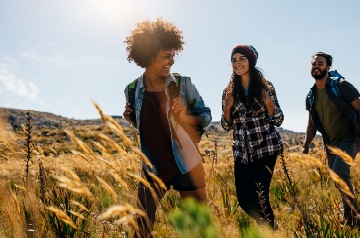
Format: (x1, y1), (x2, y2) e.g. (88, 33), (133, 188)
(306, 70), (344, 109)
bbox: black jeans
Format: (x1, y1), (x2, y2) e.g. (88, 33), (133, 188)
(234, 153), (278, 228)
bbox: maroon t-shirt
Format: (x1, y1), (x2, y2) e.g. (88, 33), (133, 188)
(140, 90), (181, 182)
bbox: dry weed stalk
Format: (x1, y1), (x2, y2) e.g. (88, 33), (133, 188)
(64, 130), (94, 155)
(291, 153), (326, 169)
(93, 101), (134, 148)
(70, 150), (93, 164)
(96, 176), (119, 203)
(13, 184), (27, 192)
(23, 112), (33, 184)
(129, 174), (151, 189)
(46, 206), (78, 230)
(146, 171), (167, 191)
(54, 166), (94, 200)
(11, 192), (21, 214)
(327, 146), (357, 166)
(68, 210), (85, 220)
(70, 200), (89, 212)
(328, 169), (355, 199)
(99, 204), (145, 234)
(91, 140), (112, 155)
(109, 171), (129, 190)
(93, 132), (126, 154)
(99, 204), (146, 220)
(93, 102), (153, 170)
(256, 183), (271, 226)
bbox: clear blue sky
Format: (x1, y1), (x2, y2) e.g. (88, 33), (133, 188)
(1, 0), (359, 132)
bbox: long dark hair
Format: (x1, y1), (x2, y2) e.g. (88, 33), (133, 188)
(231, 67), (269, 109)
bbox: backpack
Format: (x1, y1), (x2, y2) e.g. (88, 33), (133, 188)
(306, 70), (344, 109)
(306, 70), (360, 140)
(126, 73), (207, 143)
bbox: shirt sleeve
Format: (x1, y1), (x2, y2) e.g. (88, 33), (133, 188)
(221, 88), (233, 131)
(267, 81), (284, 127)
(338, 79), (360, 103)
(183, 77), (212, 127)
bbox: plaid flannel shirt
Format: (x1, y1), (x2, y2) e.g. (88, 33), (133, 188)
(221, 81), (284, 164)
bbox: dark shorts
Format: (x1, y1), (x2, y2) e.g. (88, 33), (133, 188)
(142, 162), (206, 191)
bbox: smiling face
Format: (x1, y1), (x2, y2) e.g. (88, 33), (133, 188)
(311, 55), (329, 80)
(148, 49), (175, 78)
(231, 53), (250, 77)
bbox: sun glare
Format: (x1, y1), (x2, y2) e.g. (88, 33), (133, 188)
(88, 0), (136, 24)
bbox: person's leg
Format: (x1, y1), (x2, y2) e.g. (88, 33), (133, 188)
(135, 182), (166, 238)
(174, 162), (207, 202)
(252, 154), (278, 229)
(327, 141), (358, 225)
(234, 158), (260, 220)
(179, 187), (207, 202)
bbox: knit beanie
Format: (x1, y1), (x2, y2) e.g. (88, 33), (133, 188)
(231, 44), (258, 67)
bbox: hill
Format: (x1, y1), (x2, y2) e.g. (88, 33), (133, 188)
(0, 107), (307, 155)
(0, 107), (299, 134)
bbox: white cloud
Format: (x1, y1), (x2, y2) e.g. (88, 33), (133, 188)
(0, 67), (43, 104)
(21, 50), (41, 61)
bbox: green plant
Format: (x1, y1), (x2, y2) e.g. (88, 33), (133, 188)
(169, 198), (219, 238)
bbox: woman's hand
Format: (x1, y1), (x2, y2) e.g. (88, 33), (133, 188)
(262, 89), (272, 105)
(224, 86), (234, 110)
(223, 85), (234, 122)
(262, 89), (275, 116)
(172, 97), (188, 122)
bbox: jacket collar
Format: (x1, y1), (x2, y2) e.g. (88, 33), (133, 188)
(137, 73), (176, 89)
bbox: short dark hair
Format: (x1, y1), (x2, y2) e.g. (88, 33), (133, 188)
(124, 18), (185, 68)
(312, 52), (333, 67)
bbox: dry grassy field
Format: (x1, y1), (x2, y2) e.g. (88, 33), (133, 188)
(0, 106), (359, 238)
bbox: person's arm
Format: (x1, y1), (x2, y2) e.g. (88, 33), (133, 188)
(223, 85), (234, 122)
(350, 98), (360, 152)
(266, 83), (284, 127)
(350, 98), (360, 113)
(172, 98), (203, 126)
(302, 113), (316, 154)
(262, 89), (275, 116)
(122, 102), (136, 127)
(221, 86), (234, 132)
(173, 77), (212, 127)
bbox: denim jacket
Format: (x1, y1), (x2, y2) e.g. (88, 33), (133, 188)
(124, 73), (212, 174)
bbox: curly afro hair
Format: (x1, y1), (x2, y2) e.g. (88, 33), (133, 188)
(124, 18), (185, 68)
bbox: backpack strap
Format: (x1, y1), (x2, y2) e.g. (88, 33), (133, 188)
(128, 78), (138, 89)
(328, 70), (345, 97)
(329, 77), (342, 97)
(127, 78), (139, 124)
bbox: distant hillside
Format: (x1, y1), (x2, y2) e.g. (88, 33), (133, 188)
(0, 107), (128, 130)
(0, 107), (299, 135)
(0, 107), (308, 155)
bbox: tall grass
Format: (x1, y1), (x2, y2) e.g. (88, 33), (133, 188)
(0, 107), (359, 237)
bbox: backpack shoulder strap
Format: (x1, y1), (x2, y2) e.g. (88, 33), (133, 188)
(127, 77), (139, 124)
(127, 78), (138, 89)
(306, 89), (314, 110)
(168, 73), (181, 102)
(328, 70), (346, 97)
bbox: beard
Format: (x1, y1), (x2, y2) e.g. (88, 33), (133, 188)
(311, 68), (327, 80)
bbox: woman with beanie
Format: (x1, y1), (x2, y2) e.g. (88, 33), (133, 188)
(221, 44), (284, 230)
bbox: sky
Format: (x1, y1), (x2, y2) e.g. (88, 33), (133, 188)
(0, 0), (359, 132)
